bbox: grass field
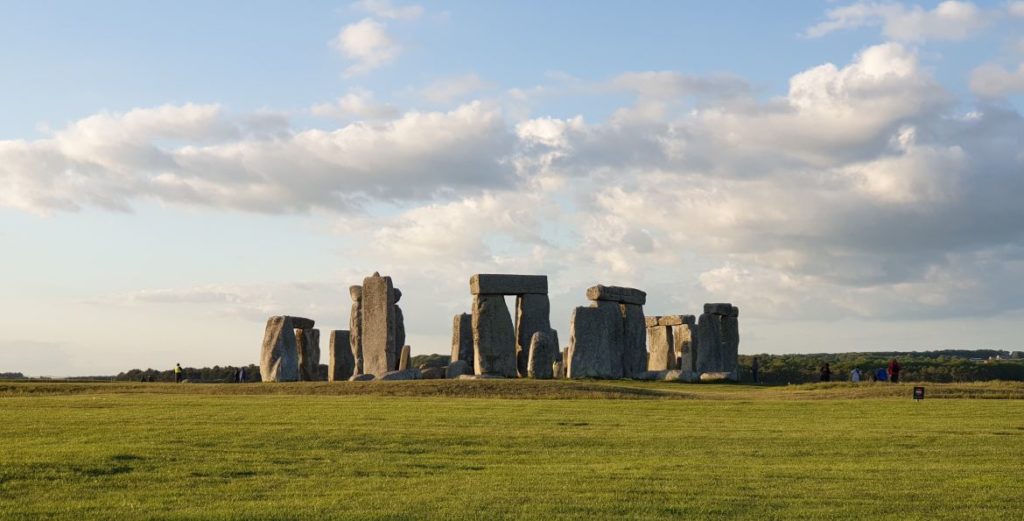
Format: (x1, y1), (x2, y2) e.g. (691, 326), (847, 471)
(1, 380), (1022, 520)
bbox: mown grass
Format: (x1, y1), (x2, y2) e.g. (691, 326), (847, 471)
(1, 381), (1022, 520)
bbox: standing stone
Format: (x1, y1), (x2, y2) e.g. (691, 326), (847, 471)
(621, 303), (646, 378)
(450, 313), (474, 365)
(593, 301), (624, 378)
(295, 328), (321, 381)
(647, 325), (676, 371)
(527, 329), (558, 379)
(721, 315), (740, 376)
(472, 294), (517, 378)
(329, 330), (354, 382)
(672, 318), (697, 373)
(394, 305), (406, 371)
(567, 306), (612, 379)
(399, 345), (411, 371)
(362, 273), (396, 377)
(515, 294), (551, 377)
(695, 304), (739, 378)
(349, 286), (363, 375)
(260, 316), (299, 382)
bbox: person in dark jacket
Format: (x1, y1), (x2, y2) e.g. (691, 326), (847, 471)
(887, 359), (901, 383)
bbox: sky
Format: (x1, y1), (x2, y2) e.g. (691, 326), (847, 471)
(1, 1), (1023, 376)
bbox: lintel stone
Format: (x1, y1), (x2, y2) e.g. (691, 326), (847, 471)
(586, 285), (646, 305)
(470, 274), (548, 295)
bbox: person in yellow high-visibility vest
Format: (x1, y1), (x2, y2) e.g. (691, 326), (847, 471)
(174, 363), (183, 383)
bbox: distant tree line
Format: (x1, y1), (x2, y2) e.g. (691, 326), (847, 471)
(0, 372), (26, 380)
(739, 350), (1024, 384)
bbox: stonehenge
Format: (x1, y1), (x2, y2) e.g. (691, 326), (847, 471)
(260, 271), (739, 384)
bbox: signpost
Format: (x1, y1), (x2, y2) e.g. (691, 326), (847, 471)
(913, 386), (925, 401)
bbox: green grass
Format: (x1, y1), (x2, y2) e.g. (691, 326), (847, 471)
(1, 381), (1022, 520)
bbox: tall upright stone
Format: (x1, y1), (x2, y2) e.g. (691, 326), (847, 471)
(260, 316), (299, 382)
(394, 305), (406, 371)
(567, 306), (611, 379)
(472, 294), (517, 377)
(622, 304), (647, 378)
(696, 303), (739, 378)
(295, 328), (321, 381)
(399, 345), (411, 371)
(362, 273), (396, 376)
(647, 325), (676, 371)
(672, 316), (697, 372)
(451, 313), (474, 366)
(527, 329), (558, 379)
(329, 330), (354, 382)
(593, 301), (624, 378)
(349, 286), (363, 375)
(515, 294), (551, 377)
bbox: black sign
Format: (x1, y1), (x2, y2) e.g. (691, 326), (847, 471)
(913, 386), (925, 401)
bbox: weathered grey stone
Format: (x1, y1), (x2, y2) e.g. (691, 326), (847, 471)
(450, 313), (474, 365)
(349, 373), (375, 381)
(456, 374), (479, 380)
(622, 303), (646, 378)
(378, 368), (422, 381)
(586, 285), (647, 305)
(527, 329), (558, 379)
(695, 310), (739, 375)
(634, 370), (662, 381)
(470, 274), (548, 295)
(646, 325), (676, 371)
(567, 306), (611, 379)
(421, 366), (446, 379)
(399, 344), (411, 371)
(472, 294), (518, 377)
(594, 300), (624, 378)
(328, 330), (354, 382)
(362, 273), (397, 377)
(349, 286), (363, 375)
(260, 316), (299, 382)
(700, 371), (736, 382)
(663, 369), (699, 382)
(295, 328), (321, 381)
(290, 317), (315, 330)
(515, 293), (551, 377)
(704, 303), (739, 317)
(394, 305), (406, 370)
(393, 287), (402, 303)
(446, 359), (472, 379)
(672, 323), (696, 372)
(552, 360), (565, 379)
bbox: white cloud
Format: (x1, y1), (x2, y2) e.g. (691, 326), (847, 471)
(420, 74), (492, 103)
(332, 18), (400, 76)
(352, 0), (423, 20)
(1009, 1), (1024, 17)
(310, 88), (399, 120)
(806, 1), (991, 42)
(970, 63), (1024, 97)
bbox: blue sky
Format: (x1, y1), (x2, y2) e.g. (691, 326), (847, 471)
(1, 1), (1023, 375)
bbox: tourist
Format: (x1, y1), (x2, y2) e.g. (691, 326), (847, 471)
(752, 356), (760, 384)
(875, 367), (887, 382)
(820, 363), (832, 382)
(888, 359), (901, 383)
(174, 363), (183, 383)
(850, 367), (861, 382)
(237, 366), (246, 383)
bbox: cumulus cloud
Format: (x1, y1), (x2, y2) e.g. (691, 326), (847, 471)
(332, 18), (401, 76)
(420, 74), (492, 103)
(310, 88), (399, 120)
(352, 0), (423, 20)
(805, 1), (991, 42)
(970, 62), (1024, 97)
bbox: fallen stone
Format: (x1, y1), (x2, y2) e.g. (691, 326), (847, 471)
(470, 274), (548, 295)
(515, 293), (551, 377)
(621, 303), (646, 378)
(585, 285), (647, 305)
(349, 286), (363, 375)
(328, 330), (354, 382)
(646, 325), (676, 371)
(450, 313), (474, 365)
(349, 373), (375, 382)
(472, 294), (518, 378)
(634, 370), (662, 381)
(378, 368), (422, 381)
(527, 329), (558, 379)
(295, 328), (321, 381)
(362, 273), (397, 377)
(663, 369), (699, 382)
(700, 371), (736, 382)
(399, 344), (411, 371)
(421, 366), (446, 379)
(704, 303), (739, 317)
(259, 316), (299, 382)
(446, 359), (472, 379)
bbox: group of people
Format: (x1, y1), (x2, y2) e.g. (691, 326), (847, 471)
(820, 359), (901, 383)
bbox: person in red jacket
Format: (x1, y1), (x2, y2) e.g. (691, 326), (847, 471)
(887, 359), (901, 383)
